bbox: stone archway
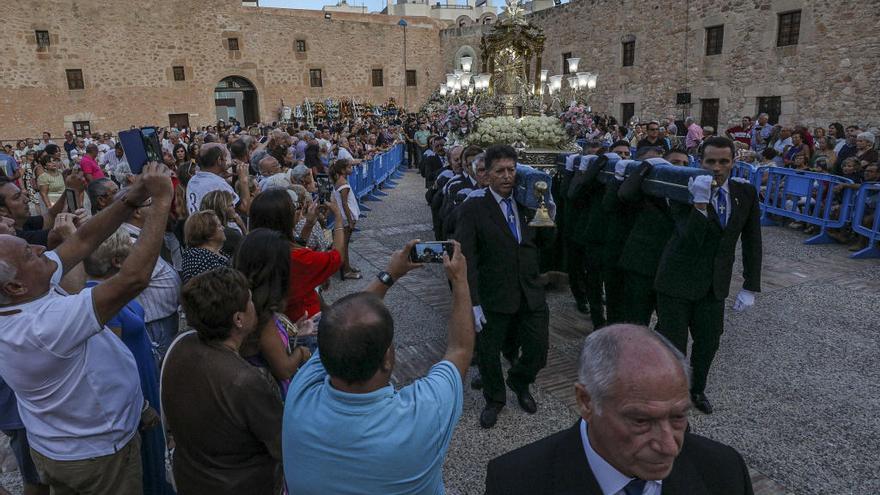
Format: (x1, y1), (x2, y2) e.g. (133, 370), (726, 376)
(214, 76), (260, 126)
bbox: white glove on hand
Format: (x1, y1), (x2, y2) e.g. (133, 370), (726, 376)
(732, 289), (755, 311)
(577, 155), (598, 172)
(614, 160), (629, 181)
(688, 175), (713, 204)
(730, 176), (751, 184)
(473, 305), (487, 333)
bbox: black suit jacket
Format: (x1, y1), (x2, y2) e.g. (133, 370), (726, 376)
(654, 179), (762, 301)
(423, 155), (444, 188)
(486, 422), (754, 495)
(456, 190), (554, 314)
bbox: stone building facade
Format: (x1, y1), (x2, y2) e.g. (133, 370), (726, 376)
(2, 0), (877, 140)
(441, 0), (880, 130)
(0, 0), (445, 139)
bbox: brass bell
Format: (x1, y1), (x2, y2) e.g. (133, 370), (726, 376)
(528, 181), (556, 228)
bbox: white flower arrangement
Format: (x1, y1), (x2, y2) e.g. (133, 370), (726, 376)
(468, 116), (570, 149)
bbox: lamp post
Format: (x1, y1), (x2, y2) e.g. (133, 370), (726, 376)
(398, 19), (408, 109)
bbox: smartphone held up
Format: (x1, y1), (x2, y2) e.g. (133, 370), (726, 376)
(409, 241), (454, 264)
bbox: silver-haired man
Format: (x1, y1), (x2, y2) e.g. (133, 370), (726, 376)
(486, 324), (754, 495)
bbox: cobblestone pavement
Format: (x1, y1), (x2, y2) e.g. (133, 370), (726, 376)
(3, 167), (878, 494)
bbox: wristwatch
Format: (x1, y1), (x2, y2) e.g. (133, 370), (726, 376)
(377, 271), (394, 287)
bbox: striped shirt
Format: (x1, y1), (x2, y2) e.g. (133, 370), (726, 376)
(121, 223), (181, 323)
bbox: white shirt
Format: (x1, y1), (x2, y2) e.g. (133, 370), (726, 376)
(580, 420), (662, 495)
(121, 223), (181, 322)
(186, 170), (239, 214)
(489, 187), (521, 243)
(0, 251), (142, 460)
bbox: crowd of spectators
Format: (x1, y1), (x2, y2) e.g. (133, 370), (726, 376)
(0, 114), (426, 495)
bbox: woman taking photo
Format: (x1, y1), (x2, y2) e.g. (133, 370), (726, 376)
(248, 188), (345, 323)
(330, 158), (360, 279)
(234, 228), (319, 395)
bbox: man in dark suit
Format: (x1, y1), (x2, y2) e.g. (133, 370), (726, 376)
(486, 324), (754, 495)
(655, 136), (762, 414)
(456, 144), (554, 428)
(422, 137), (447, 189)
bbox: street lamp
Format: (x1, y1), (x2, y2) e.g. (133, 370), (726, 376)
(566, 57), (580, 73)
(460, 55), (473, 73)
(540, 69), (548, 83)
(398, 19), (408, 109)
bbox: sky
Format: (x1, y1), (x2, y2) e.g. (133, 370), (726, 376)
(259, 0), (389, 12)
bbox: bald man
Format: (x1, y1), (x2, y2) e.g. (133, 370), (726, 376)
(486, 324), (753, 495)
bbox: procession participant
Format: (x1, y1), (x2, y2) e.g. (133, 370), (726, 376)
(457, 145), (555, 429)
(654, 136), (762, 414)
(617, 148), (688, 326)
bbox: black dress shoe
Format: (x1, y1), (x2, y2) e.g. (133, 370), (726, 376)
(691, 392), (713, 414)
(576, 301), (590, 315)
(480, 403), (504, 428)
(470, 374), (483, 390)
(506, 380), (537, 414)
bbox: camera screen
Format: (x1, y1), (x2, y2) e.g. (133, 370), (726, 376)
(410, 242), (453, 263)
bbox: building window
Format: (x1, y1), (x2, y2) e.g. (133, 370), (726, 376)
(35, 30), (50, 49)
(227, 37), (240, 51)
(705, 25), (724, 56)
(621, 103), (635, 125)
(757, 96), (782, 125)
(309, 69), (323, 88)
(371, 69), (384, 87)
(622, 41), (635, 67)
(72, 121), (91, 138)
(172, 66), (185, 81)
(66, 69), (84, 90)
(296, 40), (307, 52)
(777, 11), (801, 46)
(406, 70), (417, 87)
(561, 52), (572, 74)
(700, 98), (720, 132)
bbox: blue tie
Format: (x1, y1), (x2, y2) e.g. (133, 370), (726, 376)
(716, 188), (728, 228)
(623, 478), (646, 495)
(502, 197), (520, 243)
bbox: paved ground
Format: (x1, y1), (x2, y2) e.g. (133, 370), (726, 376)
(3, 166), (878, 493)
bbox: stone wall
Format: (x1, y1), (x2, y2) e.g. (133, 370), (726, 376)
(442, 0), (880, 129)
(0, 0), (446, 139)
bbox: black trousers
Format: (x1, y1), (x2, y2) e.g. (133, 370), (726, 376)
(583, 244), (606, 329)
(656, 292), (725, 394)
(407, 141), (419, 169)
(566, 239), (588, 304)
(601, 263), (626, 325)
(417, 146), (427, 177)
(479, 305), (549, 405)
(623, 271), (657, 327)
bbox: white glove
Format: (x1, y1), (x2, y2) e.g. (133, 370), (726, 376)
(732, 289), (755, 311)
(688, 175), (713, 204)
(614, 160), (629, 181)
(730, 176), (750, 184)
(473, 305), (487, 333)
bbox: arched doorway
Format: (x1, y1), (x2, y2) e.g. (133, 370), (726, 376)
(214, 76), (260, 126)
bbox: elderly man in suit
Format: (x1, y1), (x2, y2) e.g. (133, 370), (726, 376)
(655, 136), (762, 415)
(456, 144), (555, 428)
(486, 324), (754, 495)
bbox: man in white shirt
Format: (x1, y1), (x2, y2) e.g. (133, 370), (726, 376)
(486, 324), (754, 495)
(0, 163), (171, 494)
(186, 143), (241, 214)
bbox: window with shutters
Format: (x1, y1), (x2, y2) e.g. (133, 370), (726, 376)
(406, 70), (417, 87)
(36, 30), (50, 49)
(705, 25), (724, 56)
(309, 69), (323, 88)
(73, 121), (91, 138)
(227, 37), (240, 51)
(777, 11), (801, 46)
(700, 98), (720, 131)
(66, 69), (84, 90)
(371, 69), (384, 87)
(296, 40), (307, 52)
(622, 41), (635, 67)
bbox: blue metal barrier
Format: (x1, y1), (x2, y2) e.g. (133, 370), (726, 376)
(760, 167), (856, 244)
(350, 144), (405, 207)
(732, 161), (766, 192)
(849, 182), (880, 259)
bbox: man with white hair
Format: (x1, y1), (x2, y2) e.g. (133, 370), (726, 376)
(486, 324), (753, 495)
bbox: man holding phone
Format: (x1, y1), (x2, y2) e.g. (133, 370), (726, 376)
(456, 144), (555, 428)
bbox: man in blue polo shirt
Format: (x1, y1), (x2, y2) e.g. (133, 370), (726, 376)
(282, 240), (474, 495)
